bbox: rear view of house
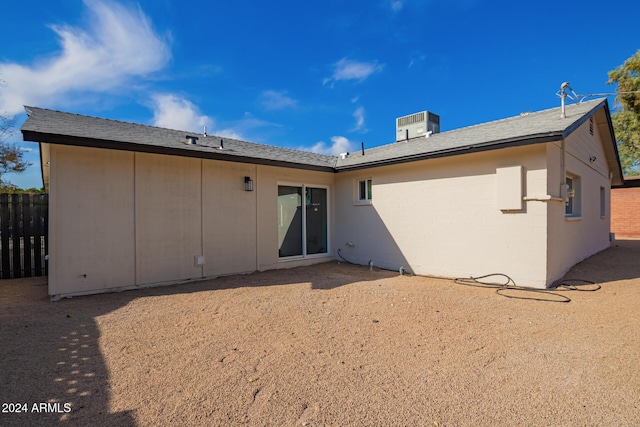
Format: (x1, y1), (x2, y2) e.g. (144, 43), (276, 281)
(21, 98), (623, 299)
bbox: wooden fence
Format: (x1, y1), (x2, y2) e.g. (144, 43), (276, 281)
(0, 193), (48, 279)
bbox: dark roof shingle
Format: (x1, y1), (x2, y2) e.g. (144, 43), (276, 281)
(21, 99), (618, 179)
(335, 99), (607, 170)
(21, 106), (337, 171)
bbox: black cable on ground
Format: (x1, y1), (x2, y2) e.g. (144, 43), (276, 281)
(336, 253), (599, 303)
(553, 279), (601, 292)
(453, 273), (602, 303)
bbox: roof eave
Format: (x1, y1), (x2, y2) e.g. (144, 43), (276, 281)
(21, 130), (336, 173)
(335, 133), (563, 172)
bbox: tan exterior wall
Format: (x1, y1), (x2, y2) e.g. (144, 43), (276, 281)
(545, 119), (612, 283)
(47, 145), (334, 298)
(48, 145), (136, 296)
(334, 145), (551, 287)
(46, 118), (616, 296)
(203, 161), (259, 276)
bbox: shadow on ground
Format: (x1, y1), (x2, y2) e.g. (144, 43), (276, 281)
(0, 276), (136, 426)
(0, 262), (388, 425)
(561, 239), (640, 284)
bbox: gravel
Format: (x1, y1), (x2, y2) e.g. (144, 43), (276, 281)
(1, 239), (639, 426)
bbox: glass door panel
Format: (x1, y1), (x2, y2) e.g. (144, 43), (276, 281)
(306, 187), (327, 255)
(278, 186), (302, 257)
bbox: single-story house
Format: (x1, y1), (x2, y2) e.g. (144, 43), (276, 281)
(611, 176), (640, 238)
(21, 98), (623, 299)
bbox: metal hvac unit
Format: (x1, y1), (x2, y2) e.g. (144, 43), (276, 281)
(396, 111), (440, 141)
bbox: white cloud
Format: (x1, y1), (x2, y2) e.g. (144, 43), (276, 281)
(309, 136), (356, 156)
(260, 90), (298, 110)
(323, 58), (384, 86)
(391, 1), (403, 12)
(150, 93), (243, 139)
(351, 106), (366, 132)
(408, 53), (426, 68)
(0, 0), (171, 115)
(150, 94), (210, 132)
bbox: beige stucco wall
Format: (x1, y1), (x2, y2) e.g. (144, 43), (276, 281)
(46, 118), (615, 296)
(334, 144), (551, 287)
(47, 145), (334, 298)
(48, 145), (136, 296)
(545, 117), (612, 284)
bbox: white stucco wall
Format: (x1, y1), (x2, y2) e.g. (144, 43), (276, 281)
(47, 145), (334, 298)
(545, 116), (612, 284)
(334, 145), (551, 287)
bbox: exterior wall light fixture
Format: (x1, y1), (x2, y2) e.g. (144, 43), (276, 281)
(244, 176), (254, 191)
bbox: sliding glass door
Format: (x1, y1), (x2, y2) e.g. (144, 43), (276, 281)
(278, 185), (328, 259)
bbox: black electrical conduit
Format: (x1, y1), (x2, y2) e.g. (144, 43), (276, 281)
(336, 249), (600, 303)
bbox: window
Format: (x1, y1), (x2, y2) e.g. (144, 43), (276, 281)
(278, 185), (328, 258)
(600, 186), (606, 218)
(357, 178), (372, 203)
(565, 174), (581, 217)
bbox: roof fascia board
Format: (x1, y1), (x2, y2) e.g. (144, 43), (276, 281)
(335, 133), (562, 172)
(22, 130), (336, 173)
(600, 101), (624, 186)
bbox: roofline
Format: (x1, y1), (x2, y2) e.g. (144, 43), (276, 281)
(22, 130), (337, 173)
(335, 99), (625, 181)
(613, 176), (640, 188)
(599, 100), (625, 185)
(334, 132), (563, 172)
(23, 99), (623, 180)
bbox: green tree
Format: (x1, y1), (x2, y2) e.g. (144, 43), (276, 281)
(608, 50), (640, 176)
(0, 114), (30, 186)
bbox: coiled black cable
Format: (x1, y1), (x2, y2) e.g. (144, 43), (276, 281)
(336, 252), (599, 303)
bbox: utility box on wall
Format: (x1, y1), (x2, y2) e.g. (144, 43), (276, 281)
(496, 165), (523, 211)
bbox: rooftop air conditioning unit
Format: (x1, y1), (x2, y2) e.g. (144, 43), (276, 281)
(396, 111), (440, 142)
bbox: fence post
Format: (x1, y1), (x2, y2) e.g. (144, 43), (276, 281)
(43, 194), (49, 276)
(11, 194), (22, 279)
(22, 195), (33, 277)
(0, 194), (9, 279)
(33, 194), (43, 277)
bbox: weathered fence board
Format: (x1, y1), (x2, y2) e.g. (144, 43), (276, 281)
(0, 193), (48, 279)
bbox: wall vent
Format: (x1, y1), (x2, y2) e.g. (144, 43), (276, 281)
(396, 111), (440, 141)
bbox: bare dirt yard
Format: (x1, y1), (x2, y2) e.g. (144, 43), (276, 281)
(1, 240), (639, 426)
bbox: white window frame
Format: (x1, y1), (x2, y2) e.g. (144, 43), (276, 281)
(565, 174), (581, 218)
(277, 182), (331, 261)
(355, 178), (373, 205)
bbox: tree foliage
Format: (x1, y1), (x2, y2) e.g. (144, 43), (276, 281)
(608, 50), (640, 176)
(0, 114), (30, 186)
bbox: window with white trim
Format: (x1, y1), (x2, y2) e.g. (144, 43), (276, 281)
(356, 178), (372, 204)
(565, 174), (581, 217)
(600, 186), (606, 218)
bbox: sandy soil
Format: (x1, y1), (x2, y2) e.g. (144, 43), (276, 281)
(1, 240), (639, 426)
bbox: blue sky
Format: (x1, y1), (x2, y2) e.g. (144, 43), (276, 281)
(1, 0), (639, 189)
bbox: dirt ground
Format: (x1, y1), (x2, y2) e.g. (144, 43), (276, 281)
(1, 240), (639, 426)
